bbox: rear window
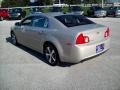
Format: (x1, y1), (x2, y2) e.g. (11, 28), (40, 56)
(51, 7), (61, 12)
(9, 8), (22, 13)
(94, 6), (104, 10)
(55, 15), (94, 27)
(0, 9), (7, 12)
(72, 6), (81, 11)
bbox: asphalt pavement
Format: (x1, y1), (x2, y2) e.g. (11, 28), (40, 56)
(0, 18), (120, 90)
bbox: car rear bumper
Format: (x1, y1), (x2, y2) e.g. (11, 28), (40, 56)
(62, 38), (110, 63)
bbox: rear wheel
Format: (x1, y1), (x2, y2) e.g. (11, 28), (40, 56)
(11, 32), (18, 45)
(113, 14), (116, 17)
(44, 44), (59, 66)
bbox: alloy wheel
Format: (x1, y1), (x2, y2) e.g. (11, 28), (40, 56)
(44, 45), (59, 66)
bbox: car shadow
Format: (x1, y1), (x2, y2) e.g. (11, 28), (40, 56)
(6, 37), (75, 67)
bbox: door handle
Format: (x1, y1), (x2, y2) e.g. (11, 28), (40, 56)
(21, 26), (26, 32)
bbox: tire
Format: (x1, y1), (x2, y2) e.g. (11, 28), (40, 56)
(19, 16), (22, 20)
(11, 32), (18, 45)
(0, 17), (3, 21)
(113, 14), (116, 17)
(44, 44), (60, 66)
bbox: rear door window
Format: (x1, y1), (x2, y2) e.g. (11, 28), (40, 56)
(32, 16), (49, 28)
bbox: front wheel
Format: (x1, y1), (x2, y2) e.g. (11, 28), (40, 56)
(11, 32), (18, 45)
(44, 44), (59, 66)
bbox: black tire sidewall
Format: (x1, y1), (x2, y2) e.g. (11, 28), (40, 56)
(11, 32), (18, 45)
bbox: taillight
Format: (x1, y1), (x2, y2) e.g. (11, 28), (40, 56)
(104, 27), (110, 38)
(76, 33), (89, 44)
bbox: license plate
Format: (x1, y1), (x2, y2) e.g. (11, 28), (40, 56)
(96, 44), (104, 53)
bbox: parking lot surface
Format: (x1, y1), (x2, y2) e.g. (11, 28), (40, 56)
(0, 18), (120, 90)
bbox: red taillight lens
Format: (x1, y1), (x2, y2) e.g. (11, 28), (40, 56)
(76, 33), (89, 44)
(104, 28), (110, 38)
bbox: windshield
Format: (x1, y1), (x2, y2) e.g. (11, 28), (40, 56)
(0, 9), (7, 12)
(94, 6), (103, 10)
(51, 7), (61, 12)
(31, 7), (41, 12)
(55, 15), (94, 27)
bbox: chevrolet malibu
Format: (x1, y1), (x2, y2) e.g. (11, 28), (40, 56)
(10, 13), (110, 66)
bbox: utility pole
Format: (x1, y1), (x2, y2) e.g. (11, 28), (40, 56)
(59, 0), (61, 4)
(102, 0), (104, 8)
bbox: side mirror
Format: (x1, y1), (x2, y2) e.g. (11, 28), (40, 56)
(15, 22), (21, 26)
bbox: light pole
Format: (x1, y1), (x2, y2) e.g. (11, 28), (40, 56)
(59, 0), (61, 4)
(102, 0), (104, 8)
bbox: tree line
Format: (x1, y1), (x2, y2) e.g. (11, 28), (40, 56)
(1, 0), (104, 8)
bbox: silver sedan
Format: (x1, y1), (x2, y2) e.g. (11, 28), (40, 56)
(10, 13), (110, 66)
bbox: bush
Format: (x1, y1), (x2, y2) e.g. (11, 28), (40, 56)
(41, 7), (50, 13)
(24, 8), (30, 16)
(81, 7), (89, 16)
(62, 7), (70, 13)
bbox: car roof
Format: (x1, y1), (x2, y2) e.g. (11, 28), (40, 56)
(29, 12), (65, 18)
(29, 12), (84, 18)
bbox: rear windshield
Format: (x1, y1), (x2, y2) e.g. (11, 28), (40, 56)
(9, 8), (22, 13)
(55, 15), (94, 27)
(0, 9), (7, 12)
(96, 7), (103, 10)
(51, 7), (61, 12)
(72, 6), (81, 11)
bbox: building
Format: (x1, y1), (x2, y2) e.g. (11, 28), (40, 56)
(107, 0), (120, 3)
(106, 0), (120, 6)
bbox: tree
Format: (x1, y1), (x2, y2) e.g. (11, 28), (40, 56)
(1, 0), (29, 7)
(38, 0), (53, 5)
(82, 0), (102, 4)
(64, 0), (81, 4)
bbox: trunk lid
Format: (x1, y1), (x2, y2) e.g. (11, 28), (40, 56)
(69, 24), (108, 44)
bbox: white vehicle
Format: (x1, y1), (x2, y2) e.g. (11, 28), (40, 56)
(53, 3), (68, 7)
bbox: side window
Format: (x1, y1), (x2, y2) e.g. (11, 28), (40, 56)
(32, 16), (48, 28)
(21, 17), (33, 26)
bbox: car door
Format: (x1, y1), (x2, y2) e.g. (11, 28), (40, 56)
(17, 16), (33, 46)
(24, 16), (49, 52)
